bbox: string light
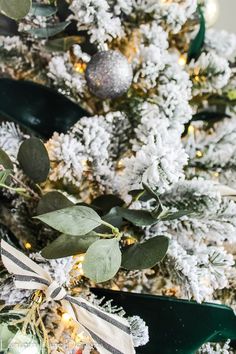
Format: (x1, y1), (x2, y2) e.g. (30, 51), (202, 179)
(71, 254), (85, 279)
(74, 61), (87, 73)
(75, 332), (87, 343)
(81, 159), (88, 168)
(194, 75), (200, 83)
(62, 312), (72, 322)
(188, 125), (195, 135)
(24, 242), (32, 250)
(126, 238), (136, 245)
(178, 54), (187, 67)
(116, 159), (125, 171)
(77, 254), (85, 263)
(196, 150), (203, 158)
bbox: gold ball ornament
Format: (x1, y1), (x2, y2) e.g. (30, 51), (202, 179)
(204, 0), (220, 27)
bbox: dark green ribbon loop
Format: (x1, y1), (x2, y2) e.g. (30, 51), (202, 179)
(0, 78), (88, 138)
(92, 288), (236, 354)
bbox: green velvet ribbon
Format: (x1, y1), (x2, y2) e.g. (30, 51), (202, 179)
(92, 288), (236, 354)
(0, 78), (88, 138)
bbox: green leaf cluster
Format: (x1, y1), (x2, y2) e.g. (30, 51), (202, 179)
(36, 189), (172, 284)
(0, 146), (186, 285)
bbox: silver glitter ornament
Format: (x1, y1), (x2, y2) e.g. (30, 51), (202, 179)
(85, 50), (133, 99)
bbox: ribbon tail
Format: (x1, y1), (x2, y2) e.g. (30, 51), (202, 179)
(0, 239), (51, 291)
(66, 295), (135, 354)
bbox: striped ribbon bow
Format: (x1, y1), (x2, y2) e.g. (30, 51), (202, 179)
(1, 240), (135, 354)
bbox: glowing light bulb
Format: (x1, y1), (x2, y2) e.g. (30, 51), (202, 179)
(76, 332), (87, 343)
(188, 125), (195, 135)
(178, 55), (187, 67)
(204, 0), (220, 28)
(77, 255), (85, 262)
(24, 242), (32, 250)
(74, 62), (87, 73)
(196, 150), (203, 158)
(62, 312), (71, 322)
(126, 238), (136, 245)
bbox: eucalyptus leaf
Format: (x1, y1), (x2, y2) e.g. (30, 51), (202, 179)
(128, 188), (153, 202)
(0, 0), (31, 20)
(45, 36), (84, 52)
(187, 6), (205, 63)
(37, 191), (74, 215)
(128, 189), (144, 198)
(41, 232), (99, 259)
(83, 239), (121, 283)
(95, 207), (123, 234)
(26, 21), (70, 38)
(142, 183), (160, 201)
(92, 194), (124, 214)
(142, 184), (167, 218)
(0, 148), (13, 170)
(115, 207), (156, 226)
(0, 169), (11, 185)
(103, 208), (124, 228)
(122, 236), (169, 270)
(35, 206), (102, 236)
(128, 184), (161, 203)
(159, 209), (192, 221)
(17, 138), (50, 183)
(30, 3), (57, 17)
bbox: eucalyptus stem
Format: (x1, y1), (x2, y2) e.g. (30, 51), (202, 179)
(0, 165), (40, 199)
(95, 232), (115, 238)
(10, 173), (40, 200)
(0, 183), (30, 198)
(99, 220), (121, 238)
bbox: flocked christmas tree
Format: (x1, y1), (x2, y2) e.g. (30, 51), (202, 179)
(0, 0), (236, 353)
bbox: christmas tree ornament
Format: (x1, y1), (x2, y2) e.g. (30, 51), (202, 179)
(204, 0), (220, 27)
(85, 50), (133, 99)
(0, 240), (135, 354)
(5, 331), (42, 354)
(0, 309), (43, 354)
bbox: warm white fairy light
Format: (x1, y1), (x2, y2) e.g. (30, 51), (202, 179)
(204, 0), (220, 28)
(188, 125), (195, 135)
(24, 242), (32, 250)
(62, 312), (72, 322)
(178, 54), (187, 67)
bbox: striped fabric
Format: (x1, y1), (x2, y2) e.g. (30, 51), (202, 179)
(1, 240), (135, 354)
